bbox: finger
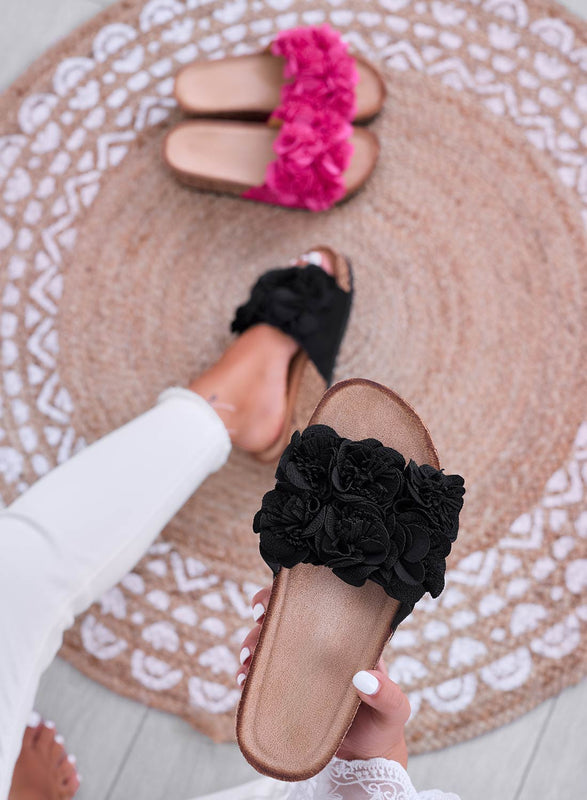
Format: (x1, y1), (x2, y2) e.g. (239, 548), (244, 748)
(236, 622), (264, 687)
(251, 587), (271, 623)
(352, 670), (411, 725)
(239, 623), (262, 665)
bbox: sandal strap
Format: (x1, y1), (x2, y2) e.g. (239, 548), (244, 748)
(272, 24), (358, 121)
(243, 25), (359, 211)
(231, 265), (352, 385)
(253, 425), (465, 624)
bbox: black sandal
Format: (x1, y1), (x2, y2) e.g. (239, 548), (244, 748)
(231, 246), (353, 462)
(236, 378), (465, 779)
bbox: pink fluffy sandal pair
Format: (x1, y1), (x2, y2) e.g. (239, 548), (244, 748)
(163, 25), (385, 211)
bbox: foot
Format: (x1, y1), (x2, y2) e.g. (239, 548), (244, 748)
(189, 249), (334, 454)
(9, 716), (80, 800)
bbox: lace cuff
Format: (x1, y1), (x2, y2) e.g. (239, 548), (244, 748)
(286, 757), (461, 800)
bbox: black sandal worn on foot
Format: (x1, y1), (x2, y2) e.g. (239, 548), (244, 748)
(231, 246), (353, 463)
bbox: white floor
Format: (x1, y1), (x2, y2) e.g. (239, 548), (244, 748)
(2, 1), (587, 798)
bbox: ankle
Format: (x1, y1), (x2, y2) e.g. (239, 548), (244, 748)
(187, 324), (296, 454)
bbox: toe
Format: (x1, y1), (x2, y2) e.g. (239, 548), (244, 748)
(62, 773), (81, 798)
(295, 247), (335, 276)
(59, 756), (80, 798)
(22, 725), (38, 748)
(52, 737), (67, 767)
(36, 722), (56, 755)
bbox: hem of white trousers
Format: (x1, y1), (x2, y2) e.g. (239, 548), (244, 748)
(158, 386), (232, 462)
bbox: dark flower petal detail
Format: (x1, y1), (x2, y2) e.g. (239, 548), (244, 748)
(276, 424), (341, 501)
(231, 265), (338, 342)
(252, 425), (465, 615)
(315, 502), (389, 585)
(332, 439), (405, 506)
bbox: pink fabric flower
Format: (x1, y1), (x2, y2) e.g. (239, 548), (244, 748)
(271, 24), (359, 120)
(244, 111), (353, 211)
(243, 25), (358, 212)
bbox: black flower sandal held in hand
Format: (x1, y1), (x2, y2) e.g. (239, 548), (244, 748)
(232, 247), (353, 463)
(236, 379), (465, 780)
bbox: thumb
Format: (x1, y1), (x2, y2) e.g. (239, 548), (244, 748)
(352, 669), (411, 726)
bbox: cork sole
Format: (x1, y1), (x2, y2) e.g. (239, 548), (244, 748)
(162, 120), (380, 202)
(174, 53), (386, 122)
(236, 379), (440, 780)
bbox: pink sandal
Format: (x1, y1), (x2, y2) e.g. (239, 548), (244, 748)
(174, 25), (386, 123)
(163, 26), (381, 211)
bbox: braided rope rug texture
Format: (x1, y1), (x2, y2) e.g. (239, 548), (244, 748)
(0, 0), (587, 752)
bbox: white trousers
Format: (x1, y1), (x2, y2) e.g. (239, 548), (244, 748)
(0, 388), (231, 799)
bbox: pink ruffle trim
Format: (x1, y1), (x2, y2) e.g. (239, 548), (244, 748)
(243, 25), (359, 212)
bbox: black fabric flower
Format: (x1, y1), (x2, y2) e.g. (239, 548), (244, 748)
(231, 265), (336, 340)
(230, 262), (353, 385)
(276, 424), (340, 500)
(332, 438), (405, 506)
(404, 462), (465, 542)
(252, 425), (465, 619)
(254, 486), (325, 571)
(314, 502), (390, 586)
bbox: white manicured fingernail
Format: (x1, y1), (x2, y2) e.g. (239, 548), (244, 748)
(239, 647), (251, 665)
(28, 711), (41, 727)
(352, 671), (380, 696)
(45, 720), (55, 729)
(68, 754), (76, 765)
(252, 603), (265, 621)
(237, 673), (246, 686)
(55, 734), (64, 745)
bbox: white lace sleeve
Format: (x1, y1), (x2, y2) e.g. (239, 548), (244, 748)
(285, 757), (461, 800)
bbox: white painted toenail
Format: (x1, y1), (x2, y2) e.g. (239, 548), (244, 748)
(239, 647), (251, 665)
(252, 602), (265, 621)
(27, 711), (41, 727)
(45, 720), (55, 729)
(305, 250), (323, 266)
(68, 754), (76, 764)
(237, 672), (246, 686)
(55, 734), (64, 745)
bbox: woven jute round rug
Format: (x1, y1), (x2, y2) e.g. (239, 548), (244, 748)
(1, 0), (587, 753)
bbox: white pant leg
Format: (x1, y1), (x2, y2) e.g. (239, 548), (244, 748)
(0, 388), (231, 798)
